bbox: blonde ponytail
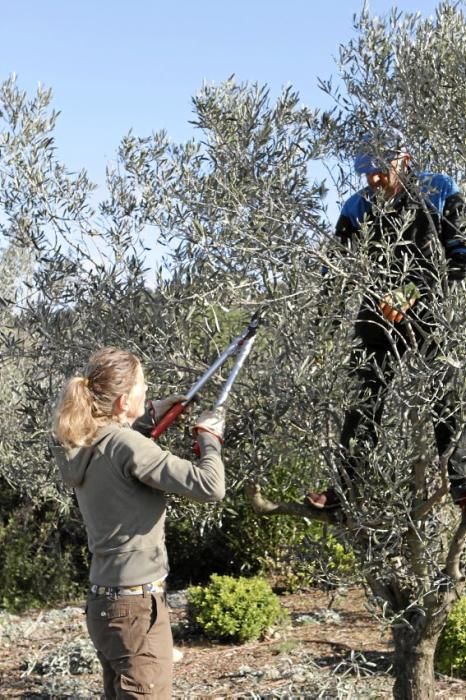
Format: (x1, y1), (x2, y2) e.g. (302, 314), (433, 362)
(53, 347), (140, 448)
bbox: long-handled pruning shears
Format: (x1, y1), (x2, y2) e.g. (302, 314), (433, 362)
(150, 310), (263, 441)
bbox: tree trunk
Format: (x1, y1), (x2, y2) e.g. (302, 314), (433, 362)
(391, 624), (441, 700)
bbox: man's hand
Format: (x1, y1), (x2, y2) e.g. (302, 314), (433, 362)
(379, 283), (420, 323)
(193, 407), (226, 443)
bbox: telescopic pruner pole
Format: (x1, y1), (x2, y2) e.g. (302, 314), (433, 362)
(150, 311), (262, 440)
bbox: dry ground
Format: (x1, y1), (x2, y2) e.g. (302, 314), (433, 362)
(1, 587), (465, 699)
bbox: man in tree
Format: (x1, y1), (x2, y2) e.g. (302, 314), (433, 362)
(306, 129), (466, 512)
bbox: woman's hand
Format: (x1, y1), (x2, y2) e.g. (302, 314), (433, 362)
(192, 407), (226, 442)
(150, 395), (188, 423)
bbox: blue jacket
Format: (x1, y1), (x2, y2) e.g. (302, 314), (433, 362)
(335, 172), (466, 288)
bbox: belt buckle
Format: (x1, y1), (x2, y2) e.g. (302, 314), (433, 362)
(92, 584), (118, 598)
(147, 579), (165, 594)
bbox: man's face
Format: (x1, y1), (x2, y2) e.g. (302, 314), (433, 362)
(366, 156), (408, 196)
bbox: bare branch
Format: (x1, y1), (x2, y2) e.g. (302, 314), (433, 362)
(445, 514), (466, 581)
(244, 481), (342, 525)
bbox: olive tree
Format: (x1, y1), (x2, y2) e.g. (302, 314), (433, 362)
(247, 4), (466, 699)
(111, 63), (466, 700)
(0, 75), (331, 599)
(108, 5), (466, 699)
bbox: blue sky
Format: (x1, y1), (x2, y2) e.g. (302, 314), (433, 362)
(1, 0), (438, 221)
(0, 2), (437, 177)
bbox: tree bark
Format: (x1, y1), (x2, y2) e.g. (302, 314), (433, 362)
(245, 481), (466, 699)
(391, 623), (441, 700)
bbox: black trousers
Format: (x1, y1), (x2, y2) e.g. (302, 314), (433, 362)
(339, 305), (466, 500)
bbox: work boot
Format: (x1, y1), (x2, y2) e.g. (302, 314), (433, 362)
(304, 487), (341, 510)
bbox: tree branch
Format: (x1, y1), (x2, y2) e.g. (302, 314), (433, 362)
(411, 457), (449, 520)
(445, 513), (466, 581)
(244, 481), (341, 525)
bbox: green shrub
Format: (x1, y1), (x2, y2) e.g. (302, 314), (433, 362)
(436, 596), (466, 678)
(165, 501), (233, 587)
(162, 449), (358, 592)
(247, 519), (357, 592)
(187, 574), (287, 643)
(0, 503), (86, 612)
(217, 459), (358, 591)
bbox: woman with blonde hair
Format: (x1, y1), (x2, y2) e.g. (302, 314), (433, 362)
(52, 347), (225, 699)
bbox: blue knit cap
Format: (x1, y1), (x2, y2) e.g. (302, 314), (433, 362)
(354, 128), (408, 175)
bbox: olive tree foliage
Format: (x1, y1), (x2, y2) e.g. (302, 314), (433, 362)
(248, 4), (466, 699)
(0, 77), (171, 506)
(82, 80), (330, 495)
(317, 1), (466, 185)
(0, 71), (354, 604)
(0, 78), (90, 501)
(0, 75), (334, 563)
(102, 81), (342, 573)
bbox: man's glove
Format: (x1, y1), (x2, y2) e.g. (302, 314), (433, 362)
(193, 407), (226, 443)
(150, 395), (188, 423)
(379, 283), (420, 323)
